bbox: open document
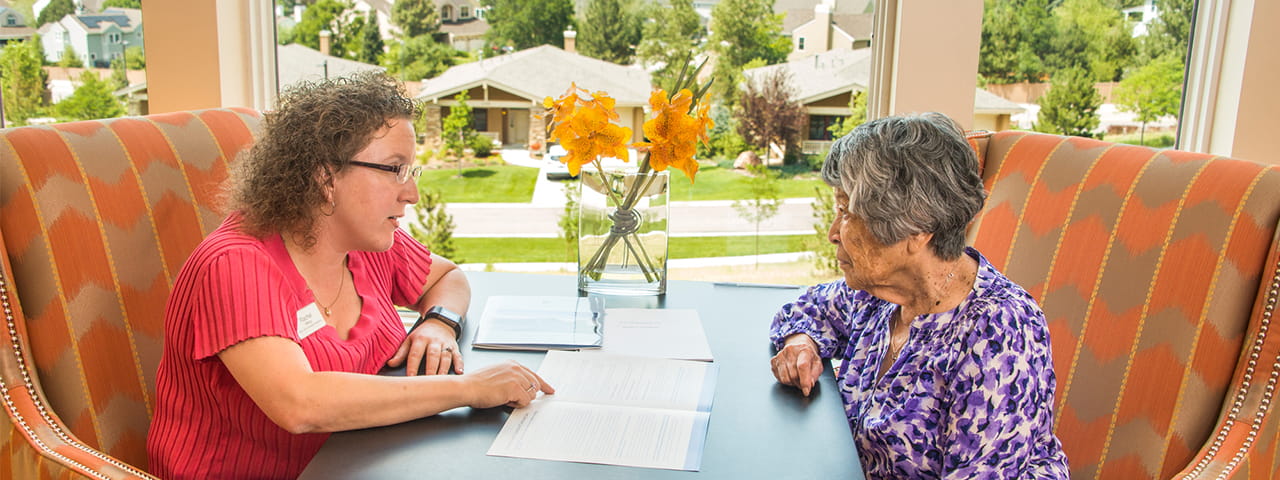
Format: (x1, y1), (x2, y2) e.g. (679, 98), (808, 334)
(488, 351), (718, 471)
(472, 296), (605, 350)
(593, 308), (714, 361)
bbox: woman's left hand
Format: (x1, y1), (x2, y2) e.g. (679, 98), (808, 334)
(387, 320), (464, 376)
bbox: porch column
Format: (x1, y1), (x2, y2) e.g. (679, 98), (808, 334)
(423, 105), (443, 149)
(528, 106), (546, 156)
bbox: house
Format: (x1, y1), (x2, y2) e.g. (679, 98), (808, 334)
(0, 6), (35, 45)
(1122, 0), (1159, 37)
(416, 44), (651, 149)
(438, 0), (489, 54)
(37, 7), (141, 68)
(783, 0), (873, 61)
(276, 42), (387, 92)
(743, 48), (1024, 154)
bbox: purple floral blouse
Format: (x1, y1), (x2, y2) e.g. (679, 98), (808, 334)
(771, 247), (1069, 479)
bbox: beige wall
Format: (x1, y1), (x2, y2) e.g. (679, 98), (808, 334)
(869, 1), (982, 129)
(1231, 0), (1279, 164)
(143, 1), (221, 112)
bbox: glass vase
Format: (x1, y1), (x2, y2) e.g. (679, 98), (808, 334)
(577, 169), (669, 295)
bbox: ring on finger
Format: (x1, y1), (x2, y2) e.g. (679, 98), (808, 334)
(443, 346), (454, 353)
(525, 382), (538, 393)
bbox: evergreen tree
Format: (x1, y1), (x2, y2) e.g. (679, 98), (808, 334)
(35, 0), (74, 26)
(384, 35), (463, 81)
(1113, 54), (1182, 145)
(408, 184), (462, 263)
(578, 0), (641, 64)
(731, 164), (781, 267)
(353, 13), (384, 64)
(0, 40), (48, 126)
(481, 0), (575, 54)
(1046, 0), (1135, 82)
(635, 0), (704, 88)
(1141, 0), (1194, 63)
(292, 0), (355, 58)
(1034, 67), (1101, 138)
(442, 90), (476, 175)
(707, 0), (789, 104)
(391, 0), (439, 38)
(55, 70), (124, 121)
(978, 0), (1053, 84)
(736, 68), (806, 162)
(58, 43), (83, 68)
(110, 57), (128, 90)
(804, 185), (840, 278)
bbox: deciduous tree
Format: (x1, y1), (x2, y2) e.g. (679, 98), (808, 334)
(736, 68), (806, 162)
(732, 164), (781, 267)
(292, 0), (355, 58)
(827, 90), (867, 139)
(384, 35), (463, 81)
(578, 0), (642, 64)
(1034, 67), (1101, 137)
(1113, 54), (1182, 145)
(35, 0), (73, 26)
(1141, 0), (1194, 63)
(635, 0), (704, 89)
(1046, 0), (1135, 82)
(481, 0), (575, 54)
(391, 0), (439, 38)
(442, 90), (477, 175)
(978, 0), (1053, 84)
(0, 40), (48, 126)
(55, 70), (124, 121)
(707, 0), (789, 104)
(804, 186), (839, 278)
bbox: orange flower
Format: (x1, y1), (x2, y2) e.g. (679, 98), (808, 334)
(544, 86), (632, 176)
(633, 88), (708, 181)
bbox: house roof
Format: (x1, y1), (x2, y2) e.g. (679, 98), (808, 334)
(745, 48), (1024, 115)
(416, 45), (651, 106)
(745, 48), (872, 104)
(276, 43), (386, 91)
(74, 8), (141, 32)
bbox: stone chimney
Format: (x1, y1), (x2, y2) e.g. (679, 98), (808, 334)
(319, 29), (332, 56)
(564, 30), (576, 54)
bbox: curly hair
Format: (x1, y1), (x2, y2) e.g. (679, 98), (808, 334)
(821, 112), (987, 260)
(226, 70), (417, 248)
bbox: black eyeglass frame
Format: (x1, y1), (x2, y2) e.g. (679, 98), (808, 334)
(348, 160), (423, 184)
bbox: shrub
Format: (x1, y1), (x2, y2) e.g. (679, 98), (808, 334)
(470, 135), (493, 158)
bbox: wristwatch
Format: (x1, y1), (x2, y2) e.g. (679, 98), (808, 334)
(413, 306), (464, 339)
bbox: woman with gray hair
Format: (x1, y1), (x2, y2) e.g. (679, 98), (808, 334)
(769, 113), (1068, 478)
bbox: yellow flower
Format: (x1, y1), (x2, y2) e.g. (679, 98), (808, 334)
(633, 88), (706, 181)
(544, 86), (632, 176)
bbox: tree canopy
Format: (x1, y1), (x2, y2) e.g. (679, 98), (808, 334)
(635, 0), (705, 89)
(481, 0), (575, 54)
(578, 0), (642, 64)
(350, 13), (384, 64)
(102, 0), (142, 9)
(707, 0), (790, 104)
(1034, 67), (1101, 137)
(35, 0), (74, 26)
(391, 0), (440, 38)
(0, 40), (47, 126)
(55, 71), (125, 122)
(292, 0), (356, 58)
(384, 35), (464, 81)
(1113, 54), (1182, 143)
(735, 68), (806, 160)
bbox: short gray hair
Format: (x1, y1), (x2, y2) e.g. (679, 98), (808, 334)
(820, 112), (986, 260)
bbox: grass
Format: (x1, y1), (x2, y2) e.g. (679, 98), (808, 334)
(452, 234), (813, 264)
(665, 159), (825, 201)
(418, 165), (539, 202)
(1103, 130), (1176, 148)
(496, 259), (840, 288)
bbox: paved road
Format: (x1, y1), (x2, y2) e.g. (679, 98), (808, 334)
(412, 148), (820, 238)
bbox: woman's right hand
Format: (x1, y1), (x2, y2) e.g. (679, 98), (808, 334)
(771, 333), (824, 396)
(462, 360), (555, 408)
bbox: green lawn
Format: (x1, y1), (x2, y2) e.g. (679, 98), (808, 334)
(665, 160), (825, 201)
(418, 165), (539, 202)
(452, 234), (812, 264)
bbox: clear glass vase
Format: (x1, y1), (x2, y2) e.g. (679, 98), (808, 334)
(577, 169), (669, 295)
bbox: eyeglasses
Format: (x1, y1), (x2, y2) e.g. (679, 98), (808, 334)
(348, 160), (423, 184)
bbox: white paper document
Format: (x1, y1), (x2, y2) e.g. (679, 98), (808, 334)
(488, 351), (717, 471)
(596, 308), (714, 361)
(472, 296), (605, 350)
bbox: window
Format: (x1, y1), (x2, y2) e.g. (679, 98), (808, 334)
(808, 115), (841, 141)
(461, 6), (470, 19)
(5, 16), (15, 26)
(442, 5), (452, 22)
(798, 37), (805, 50)
(472, 108), (487, 132)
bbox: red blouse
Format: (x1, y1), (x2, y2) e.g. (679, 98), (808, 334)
(147, 215), (432, 479)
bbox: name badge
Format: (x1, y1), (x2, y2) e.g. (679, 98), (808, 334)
(296, 303), (326, 340)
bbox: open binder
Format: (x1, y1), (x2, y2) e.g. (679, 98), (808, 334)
(472, 296), (606, 350)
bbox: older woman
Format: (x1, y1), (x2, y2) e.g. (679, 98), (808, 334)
(146, 72), (553, 479)
(770, 113), (1068, 478)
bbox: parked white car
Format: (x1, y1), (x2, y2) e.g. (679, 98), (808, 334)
(543, 145), (639, 180)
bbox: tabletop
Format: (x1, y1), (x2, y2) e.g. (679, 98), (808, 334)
(298, 271), (864, 479)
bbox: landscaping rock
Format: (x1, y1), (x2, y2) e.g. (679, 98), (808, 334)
(734, 150), (762, 169)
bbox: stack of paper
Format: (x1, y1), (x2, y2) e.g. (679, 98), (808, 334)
(471, 296), (605, 350)
(593, 308), (714, 361)
(488, 351), (717, 471)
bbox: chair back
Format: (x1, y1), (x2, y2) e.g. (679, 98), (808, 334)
(0, 108), (260, 476)
(967, 131), (1280, 479)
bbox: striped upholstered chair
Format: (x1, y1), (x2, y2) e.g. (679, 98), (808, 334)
(0, 108), (260, 479)
(967, 131), (1280, 479)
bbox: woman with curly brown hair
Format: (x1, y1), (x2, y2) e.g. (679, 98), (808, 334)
(146, 71), (553, 479)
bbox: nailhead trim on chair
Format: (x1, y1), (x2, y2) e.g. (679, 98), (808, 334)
(1181, 268), (1280, 479)
(0, 272), (143, 479)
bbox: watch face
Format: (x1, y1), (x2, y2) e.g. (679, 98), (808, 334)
(430, 306), (461, 323)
